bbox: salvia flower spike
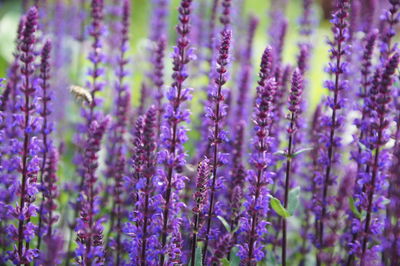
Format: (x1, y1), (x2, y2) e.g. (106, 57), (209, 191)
(158, 0), (194, 264)
(315, 0), (350, 262)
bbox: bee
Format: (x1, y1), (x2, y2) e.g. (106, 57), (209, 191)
(69, 85), (93, 105)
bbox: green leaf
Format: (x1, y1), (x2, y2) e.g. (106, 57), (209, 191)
(273, 150), (287, 157)
(349, 197), (362, 219)
(287, 186), (301, 216)
(266, 251), (278, 266)
(229, 247), (240, 266)
(217, 215), (231, 233)
(292, 147), (314, 158)
(358, 141), (370, 152)
(381, 197), (391, 206)
(195, 245), (203, 266)
(221, 258), (230, 266)
(231, 225), (240, 234)
(270, 196), (290, 218)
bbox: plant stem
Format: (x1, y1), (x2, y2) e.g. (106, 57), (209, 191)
(190, 213), (200, 266)
(360, 117), (383, 264)
(247, 169), (263, 265)
(160, 39), (186, 265)
(282, 113), (295, 266)
(202, 68), (224, 263)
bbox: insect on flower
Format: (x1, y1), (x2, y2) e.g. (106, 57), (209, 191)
(69, 85), (93, 105)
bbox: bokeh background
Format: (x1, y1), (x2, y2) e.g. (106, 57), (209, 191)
(0, 0), (333, 107)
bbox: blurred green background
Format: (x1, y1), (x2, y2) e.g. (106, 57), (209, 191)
(0, 0), (331, 110)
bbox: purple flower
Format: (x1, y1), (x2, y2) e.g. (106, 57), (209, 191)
(6, 7), (41, 264)
(103, 1), (131, 263)
(36, 40), (54, 251)
(75, 116), (109, 265)
(313, 1), (351, 262)
(83, 0), (106, 124)
(357, 53), (400, 263)
(238, 78), (277, 264)
(190, 158), (210, 265)
(281, 69), (304, 265)
(202, 26), (232, 262)
(158, 1), (194, 264)
(124, 107), (162, 265)
(380, 0), (399, 60)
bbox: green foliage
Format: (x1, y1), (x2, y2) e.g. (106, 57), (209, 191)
(348, 197), (362, 219)
(287, 186), (301, 216)
(270, 196), (290, 218)
(217, 215), (231, 233)
(221, 258), (230, 266)
(229, 247), (241, 266)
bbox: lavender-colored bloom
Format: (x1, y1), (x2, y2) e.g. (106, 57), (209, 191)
(36, 40), (55, 251)
(39, 234), (64, 266)
(36, 146), (61, 265)
(0, 17), (25, 261)
(40, 147), (59, 240)
(380, 0), (399, 60)
(149, 0), (170, 43)
(158, 0), (194, 264)
(84, 0), (105, 123)
(210, 233), (232, 264)
(314, 1), (350, 262)
(360, 0), (379, 32)
(357, 53), (399, 263)
(202, 25), (232, 262)
(386, 87), (400, 263)
(103, 1), (131, 263)
(299, 104), (322, 264)
(347, 52), (399, 263)
(124, 107), (162, 265)
(299, 0), (315, 37)
(148, 0), (169, 133)
(190, 158), (210, 266)
(281, 69), (304, 266)
(68, 0), (106, 262)
(206, 0), (220, 74)
(269, 14), (287, 68)
(152, 37), (167, 138)
(226, 121), (246, 235)
(75, 116), (109, 265)
(349, 0), (361, 40)
(323, 166), (355, 264)
(238, 78), (277, 264)
(297, 44), (310, 76)
(7, 7), (41, 264)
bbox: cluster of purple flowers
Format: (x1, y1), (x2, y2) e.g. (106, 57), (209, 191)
(0, 0), (400, 265)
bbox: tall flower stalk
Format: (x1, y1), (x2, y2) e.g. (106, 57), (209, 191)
(67, 0), (105, 263)
(85, 0), (105, 123)
(104, 1), (131, 263)
(124, 107), (161, 265)
(36, 40), (53, 251)
(238, 78), (277, 264)
(359, 53), (399, 264)
(281, 69), (304, 266)
(75, 116), (109, 265)
(190, 158), (210, 266)
(380, 0), (399, 60)
(315, 0), (350, 262)
(203, 28), (232, 262)
(346, 30), (378, 265)
(9, 7), (41, 264)
(158, 0), (194, 264)
(202, 0), (232, 260)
